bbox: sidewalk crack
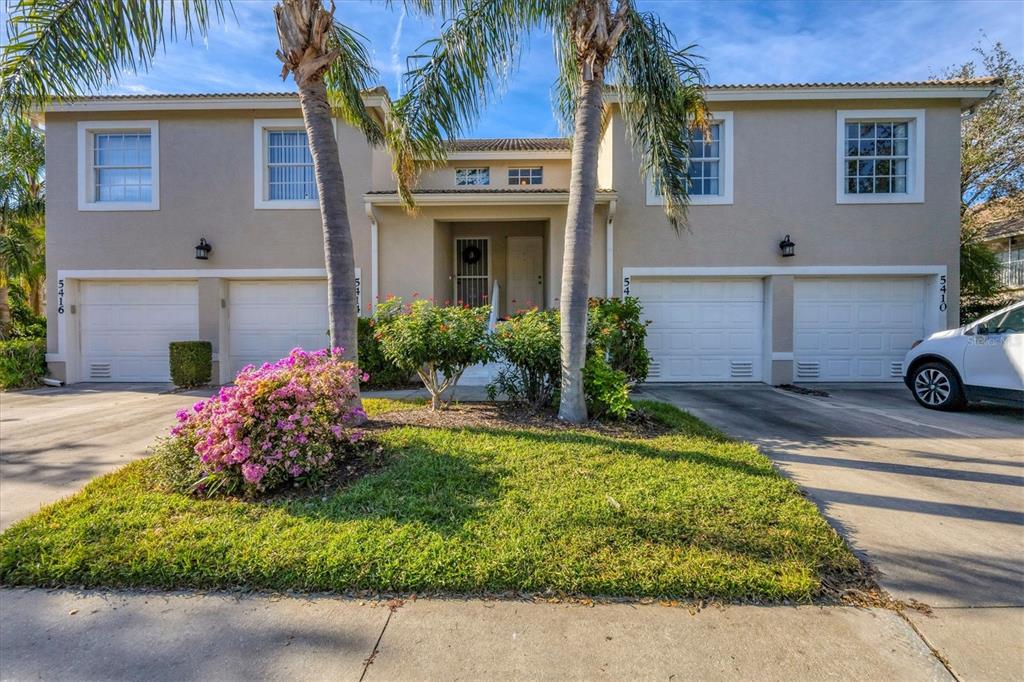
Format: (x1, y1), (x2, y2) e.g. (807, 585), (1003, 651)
(896, 609), (960, 682)
(359, 599), (405, 681)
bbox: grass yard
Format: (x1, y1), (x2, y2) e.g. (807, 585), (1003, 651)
(0, 398), (861, 600)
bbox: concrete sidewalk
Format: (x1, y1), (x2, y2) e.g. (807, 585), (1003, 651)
(0, 589), (950, 681)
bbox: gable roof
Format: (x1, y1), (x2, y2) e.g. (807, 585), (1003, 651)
(980, 215), (1024, 241)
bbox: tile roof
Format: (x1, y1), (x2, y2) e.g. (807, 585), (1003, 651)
(980, 215), (1024, 241)
(703, 77), (1002, 90)
(449, 138), (569, 152)
(366, 188), (614, 195)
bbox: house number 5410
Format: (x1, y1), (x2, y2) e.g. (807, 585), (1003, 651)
(938, 275), (947, 312)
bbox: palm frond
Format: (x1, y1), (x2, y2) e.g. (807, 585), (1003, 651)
(609, 8), (708, 230)
(324, 22), (384, 146)
(388, 0), (551, 206)
(1, 0), (228, 114)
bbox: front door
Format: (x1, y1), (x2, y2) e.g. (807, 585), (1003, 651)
(506, 236), (544, 314)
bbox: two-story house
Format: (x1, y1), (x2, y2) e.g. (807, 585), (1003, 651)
(39, 77), (1000, 386)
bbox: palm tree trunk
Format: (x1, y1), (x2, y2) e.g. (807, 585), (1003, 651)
(297, 79), (360, 365)
(0, 285), (10, 332)
(557, 76), (605, 423)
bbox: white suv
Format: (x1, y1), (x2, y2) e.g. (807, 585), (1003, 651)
(903, 300), (1024, 410)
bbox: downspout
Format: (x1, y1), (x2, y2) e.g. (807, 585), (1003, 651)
(606, 199), (617, 298)
(364, 202), (379, 314)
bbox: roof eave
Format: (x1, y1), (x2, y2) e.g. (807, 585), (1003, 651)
(365, 190), (617, 206)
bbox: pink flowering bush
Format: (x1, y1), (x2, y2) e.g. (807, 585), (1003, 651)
(160, 348), (367, 497)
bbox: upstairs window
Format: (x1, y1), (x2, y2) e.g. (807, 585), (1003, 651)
(837, 110), (924, 204)
(254, 119), (330, 209)
(267, 130), (317, 201)
(509, 167), (543, 185)
(77, 121), (159, 211)
(455, 167), (490, 186)
(646, 111), (733, 206)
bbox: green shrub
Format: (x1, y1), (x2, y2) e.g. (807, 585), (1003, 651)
(357, 317), (411, 388)
(374, 298), (490, 410)
(168, 341), (212, 389)
(1, 289), (46, 340)
(151, 436), (205, 494)
(583, 354), (634, 420)
(0, 338), (46, 389)
(487, 309), (560, 406)
(588, 297), (650, 383)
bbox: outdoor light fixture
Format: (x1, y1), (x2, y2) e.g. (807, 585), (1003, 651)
(779, 234), (795, 258)
(195, 238), (212, 260)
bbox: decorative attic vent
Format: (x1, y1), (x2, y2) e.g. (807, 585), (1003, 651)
(647, 360), (662, 381)
(89, 362), (112, 380)
(730, 360), (754, 379)
(890, 361), (904, 378)
(796, 361), (820, 379)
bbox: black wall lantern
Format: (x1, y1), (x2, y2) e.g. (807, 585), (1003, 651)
(779, 234), (795, 258)
(195, 238), (212, 260)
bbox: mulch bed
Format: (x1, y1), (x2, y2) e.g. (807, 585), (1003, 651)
(364, 401), (672, 439)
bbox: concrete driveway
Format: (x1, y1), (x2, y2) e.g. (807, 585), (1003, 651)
(0, 383), (214, 531)
(637, 383), (1024, 681)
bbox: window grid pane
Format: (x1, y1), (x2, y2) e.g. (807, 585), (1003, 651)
(687, 123), (721, 195)
(456, 167), (490, 186)
(266, 129), (318, 201)
(508, 167), (543, 185)
(844, 120), (909, 195)
(91, 132), (153, 202)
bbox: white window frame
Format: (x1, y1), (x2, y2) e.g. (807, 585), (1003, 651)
(455, 167), (491, 186)
(253, 118), (335, 209)
(836, 109), (925, 204)
(508, 166), (544, 186)
(646, 111), (733, 207)
(77, 120), (159, 211)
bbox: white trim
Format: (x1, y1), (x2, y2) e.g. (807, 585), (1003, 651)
(57, 268), (330, 280)
(446, 150), (570, 160)
(606, 199), (617, 298)
(646, 111), (733, 206)
(365, 191), (617, 206)
(253, 118), (336, 209)
(365, 202), (380, 313)
(622, 265), (946, 278)
(836, 109), (925, 204)
(772, 352), (794, 361)
(77, 120), (159, 211)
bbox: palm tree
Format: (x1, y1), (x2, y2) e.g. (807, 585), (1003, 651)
(393, 0), (708, 421)
(0, 116), (46, 318)
(1, 0), (422, 385)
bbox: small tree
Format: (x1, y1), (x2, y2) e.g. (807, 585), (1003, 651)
(374, 299), (490, 410)
(939, 41), (1023, 320)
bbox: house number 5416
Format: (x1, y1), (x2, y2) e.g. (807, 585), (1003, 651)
(57, 279), (65, 315)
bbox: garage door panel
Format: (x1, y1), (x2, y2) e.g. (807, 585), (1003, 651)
(80, 281), (199, 382)
(228, 281), (330, 375)
(634, 277), (764, 382)
(794, 277), (925, 383)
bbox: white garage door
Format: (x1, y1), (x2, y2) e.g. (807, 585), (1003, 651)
(794, 277), (926, 382)
(228, 280), (329, 375)
(631, 278), (764, 382)
(79, 281), (198, 382)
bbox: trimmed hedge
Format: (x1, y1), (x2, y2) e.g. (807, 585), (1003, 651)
(169, 341), (212, 389)
(357, 317), (412, 389)
(0, 338), (46, 389)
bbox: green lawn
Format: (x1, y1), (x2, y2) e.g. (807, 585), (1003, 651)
(0, 399), (860, 600)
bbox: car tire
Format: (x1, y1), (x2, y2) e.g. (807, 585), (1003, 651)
(910, 361), (966, 411)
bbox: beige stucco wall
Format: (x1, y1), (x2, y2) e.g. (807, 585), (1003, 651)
(44, 108), (374, 355)
(605, 98), (963, 328)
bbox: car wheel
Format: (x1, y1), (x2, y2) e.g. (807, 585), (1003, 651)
(911, 362), (966, 411)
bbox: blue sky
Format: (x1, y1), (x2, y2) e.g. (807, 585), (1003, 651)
(5, 0), (1023, 136)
